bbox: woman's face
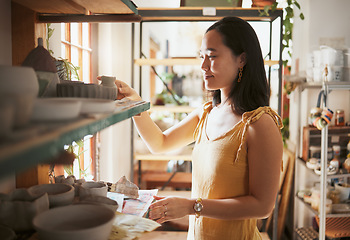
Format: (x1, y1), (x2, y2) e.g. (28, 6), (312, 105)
(200, 29), (244, 93)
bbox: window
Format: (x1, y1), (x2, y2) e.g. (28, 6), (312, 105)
(56, 22), (96, 180)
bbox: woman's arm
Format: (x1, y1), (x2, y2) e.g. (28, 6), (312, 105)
(115, 79), (201, 153)
(149, 113), (283, 222)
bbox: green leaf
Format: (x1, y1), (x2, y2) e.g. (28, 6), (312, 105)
(294, 1), (301, 9)
(285, 7), (294, 18)
(300, 13), (305, 20)
(263, 5), (271, 16)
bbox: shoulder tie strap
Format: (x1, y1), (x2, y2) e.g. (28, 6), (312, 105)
(235, 107), (283, 170)
(193, 102), (212, 141)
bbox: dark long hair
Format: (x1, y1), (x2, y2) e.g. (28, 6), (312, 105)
(206, 17), (270, 114)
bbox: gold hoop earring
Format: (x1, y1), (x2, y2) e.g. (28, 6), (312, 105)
(238, 67), (243, 82)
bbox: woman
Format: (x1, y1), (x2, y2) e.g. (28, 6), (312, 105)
(114, 16), (283, 240)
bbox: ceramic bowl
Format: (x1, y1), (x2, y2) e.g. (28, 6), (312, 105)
(79, 181), (108, 198)
(33, 204), (115, 240)
(31, 98), (82, 121)
(0, 189), (49, 232)
(28, 183), (75, 208)
(0, 65), (39, 127)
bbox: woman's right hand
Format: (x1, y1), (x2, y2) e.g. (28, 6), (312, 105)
(114, 79), (142, 101)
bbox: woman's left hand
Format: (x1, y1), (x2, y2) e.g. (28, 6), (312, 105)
(149, 196), (193, 224)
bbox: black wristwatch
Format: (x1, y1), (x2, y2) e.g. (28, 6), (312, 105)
(193, 198), (203, 218)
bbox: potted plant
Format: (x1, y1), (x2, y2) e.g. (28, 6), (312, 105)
(258, 0), (305, 67)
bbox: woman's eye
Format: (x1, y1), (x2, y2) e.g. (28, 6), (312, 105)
(208, 56), (216, 59)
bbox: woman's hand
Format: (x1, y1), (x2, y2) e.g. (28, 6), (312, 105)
(149, 196), (193, 224)
(97, 76), (142, 101)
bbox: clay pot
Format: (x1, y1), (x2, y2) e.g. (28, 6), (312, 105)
(251, 0), (276, 7)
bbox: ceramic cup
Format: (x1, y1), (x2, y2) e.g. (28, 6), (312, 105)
(100, 76), (117, 88)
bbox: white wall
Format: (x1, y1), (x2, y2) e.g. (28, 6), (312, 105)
(98, 23), (134, 182)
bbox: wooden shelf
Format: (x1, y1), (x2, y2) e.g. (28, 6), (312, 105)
(134, 58), (279, 67)
(149, 105), (196, 113)
(135, 154), (192, 161)
(138, 7), (283, 22)
(12, 0), (137, 14)
(0, 101), (150, 180)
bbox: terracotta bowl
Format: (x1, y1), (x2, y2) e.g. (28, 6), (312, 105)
(33, 204), (115, 240)
(28, 183), (74, 208)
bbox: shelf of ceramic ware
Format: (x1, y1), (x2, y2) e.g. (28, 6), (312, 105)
(298, 157), (350, 179)
(296, 196), (350, 218)
(0, 100), (150, 180)
(285, 74), (350, 91)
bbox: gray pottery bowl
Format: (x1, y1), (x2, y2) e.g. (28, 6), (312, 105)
(28, 183), (74, 208)
(33, 204), (115, 240)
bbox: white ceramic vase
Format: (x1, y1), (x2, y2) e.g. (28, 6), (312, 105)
(0, 65), (39, 127)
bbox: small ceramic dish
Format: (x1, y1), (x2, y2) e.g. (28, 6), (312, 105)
(31, 98), (81, 121)
(79, 181), (108, 198)
(33, 204), (115, 240)
(28, 183), (75, 208)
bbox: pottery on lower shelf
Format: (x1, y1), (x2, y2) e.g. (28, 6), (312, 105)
(0, 188), (49, 232)
(28, 183), (75, 208)
(79, 181), (108, 198)
(33, 204), (115, 240)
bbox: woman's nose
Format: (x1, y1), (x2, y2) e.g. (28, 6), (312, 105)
(201, 57), (209, 72)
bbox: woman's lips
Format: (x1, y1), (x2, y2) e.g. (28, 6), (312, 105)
(204, 75), (214, 80)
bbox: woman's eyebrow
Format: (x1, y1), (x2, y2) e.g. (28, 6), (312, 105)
(199, 48), (217, 53)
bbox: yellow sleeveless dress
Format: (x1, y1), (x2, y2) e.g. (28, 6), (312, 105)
(188, 102), (282, 240)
